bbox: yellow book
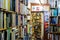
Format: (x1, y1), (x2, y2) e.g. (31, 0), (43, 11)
(6, 0), (10, 11)
(4, 13), (6, 29)
(4, 0), (6, 9)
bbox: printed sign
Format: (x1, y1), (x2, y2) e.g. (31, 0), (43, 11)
(31, 5), (50, 11)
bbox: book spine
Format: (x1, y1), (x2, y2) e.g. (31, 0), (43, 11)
(16, 14), (18, 26)
(18, 15), (21, 26)
(7, 29), (10, 40)
(4, 0), (6, 9)
(15, 0), (20, 14)
(6, 0), (10, 11)
(10, 0), (12, 11)
(4, 13), (7, 29)
(0, 12), (3, 28)
(10, 0), (15, 11)
(12, 30), (15, 40)
(12, 13), (16, 27)
(1, 31), (4, 40)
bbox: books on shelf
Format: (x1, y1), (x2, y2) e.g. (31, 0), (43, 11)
(6, 12), (12, 28)
(48, 0), (57, 8)
(50, 17), (57, 24)
(51, 9), (58, 16)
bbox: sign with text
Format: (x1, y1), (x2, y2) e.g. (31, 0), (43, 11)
(31, 5), (50, 11)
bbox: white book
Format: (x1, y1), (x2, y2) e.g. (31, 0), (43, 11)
(12, 14), (16, 27)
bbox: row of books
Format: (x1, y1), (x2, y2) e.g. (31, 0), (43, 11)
(0, 28), (18, 40)
(0, 0), (20, 13)
(50, 26), (60, 32)
(0, 11), (22, 29)
(50, 17), (60, 24)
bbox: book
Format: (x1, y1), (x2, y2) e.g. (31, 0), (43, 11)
(58, 2), (60, 16)
(10, 0), (15, 11)
(12, 13), (16, 27)
(4, 31), (7, 40)
(51, 9), (58, 16)
(15, 0), (20, 14)
(6, 0), (10, 11)
(6, 12), (12, 28)
(0, 32), (2, 40)
(11, 29), (15, 40)
(16, 14), (18, 26)
(58, 17), (60, 24)
(0, 12), (3, 28)
(18, 15), (21, 26)
(50, 17), (57, 24)
(3, 13), (7, 29)
(7, 29), (10, 40)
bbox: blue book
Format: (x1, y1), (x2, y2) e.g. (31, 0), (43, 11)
(52, 9), (58, 16)
(16, 14), (18, 26)
(53, 9), (58, 16)
(50, 17), (57, 24)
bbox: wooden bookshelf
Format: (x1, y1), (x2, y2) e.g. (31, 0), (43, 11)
(49, 32), (60, 34)
(0, 28), (7, 31)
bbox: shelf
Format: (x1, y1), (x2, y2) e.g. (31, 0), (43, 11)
(49, 32), (60, 34)
(50, 16), (57, 18)
(0, 28), (7, 31)
(50, 23), (57, 26)
(50, 8), (58, 9)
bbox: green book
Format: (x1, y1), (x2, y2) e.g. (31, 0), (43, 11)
(0, 12), (3, 28)
(7, 29), (10, 40)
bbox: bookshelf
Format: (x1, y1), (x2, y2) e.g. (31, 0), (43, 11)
(49, 7), (60, 40)
(0, 0), (20, 40)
